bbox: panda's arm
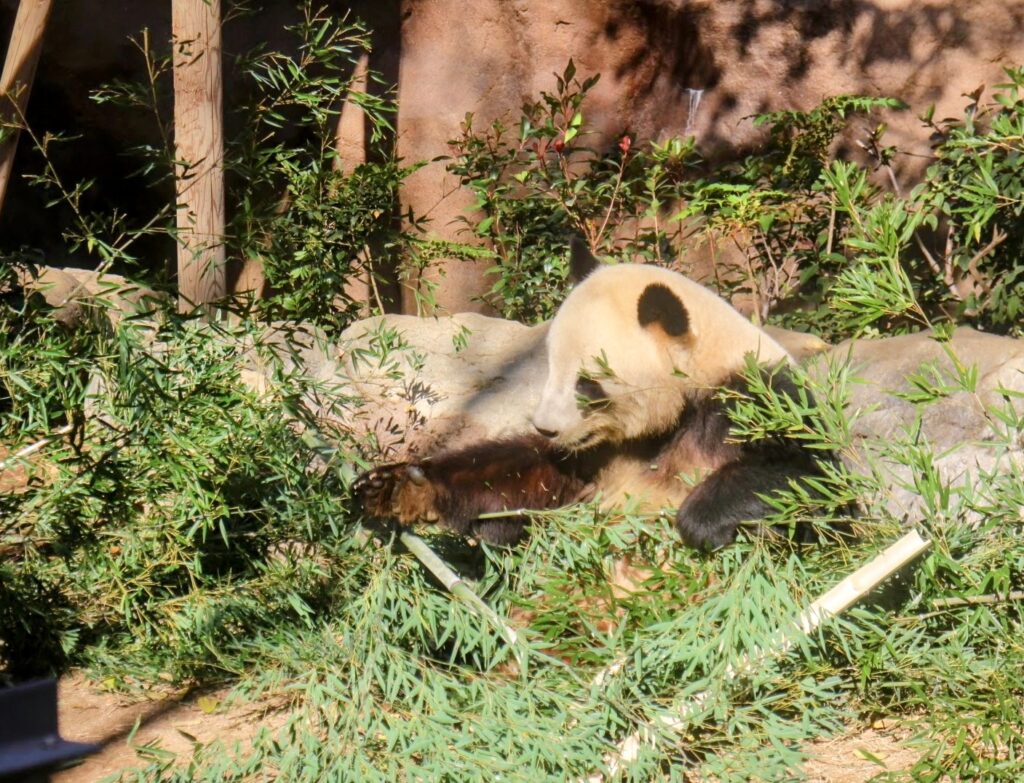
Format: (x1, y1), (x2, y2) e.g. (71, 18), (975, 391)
(672, 369), (834, 551)
(354, 435), (587, 545)
(674, 449), (824, 550)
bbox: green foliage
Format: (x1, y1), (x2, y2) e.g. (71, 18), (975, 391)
(452, 61), (1024, 339)
(227, 6), (419, 331)
(4, 27), (1024, 782)
(447, 60), (698, 321)
(753, 96), (907, 188)
(911, 66), (1024, 332)
(0, 297), (363, 681)
(84, 5), (415, 332)
(449, 63), (911, 327)
(744, 68), (1024, 339)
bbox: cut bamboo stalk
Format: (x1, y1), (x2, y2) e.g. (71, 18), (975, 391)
(172, 0), (225, 315)
(0, 421), (72, 473)
(398, 530), (519, 647)
(589, 529), (932, 781)
(0, 0), (52, 218)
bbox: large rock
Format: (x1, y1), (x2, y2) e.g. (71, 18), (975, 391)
(14, 266), (164, 328)
(821, 328), (1024, 519)
(325, 313), (548, 459)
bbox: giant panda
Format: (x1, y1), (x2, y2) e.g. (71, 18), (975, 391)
(356, 242), (838, 551)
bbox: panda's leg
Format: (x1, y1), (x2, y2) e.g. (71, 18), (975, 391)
(355, 435), (587, 545)
(674, 453), (822, 551)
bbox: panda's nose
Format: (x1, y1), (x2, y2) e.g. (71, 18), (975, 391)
(533, 422), (559, 439)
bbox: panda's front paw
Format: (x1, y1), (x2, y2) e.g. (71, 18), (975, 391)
(674, 508), (739, 552)
(353, 462), (440, 526)
(353, 462), (403, 518)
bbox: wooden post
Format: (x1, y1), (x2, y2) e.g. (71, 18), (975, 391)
(0, 0), (52, 219)
(172, 0), (225, 315)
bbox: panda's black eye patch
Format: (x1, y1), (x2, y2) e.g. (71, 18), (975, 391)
(575, 376), (608, 408)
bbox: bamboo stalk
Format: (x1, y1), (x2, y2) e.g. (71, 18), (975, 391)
(0, 422), (73, 473)
(0, 0), (52, 217)
(932, 590), (1024, 609)
(398, 530), (519, 647)
(589, 529), (932, 781)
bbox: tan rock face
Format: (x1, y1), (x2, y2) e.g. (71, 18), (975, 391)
(378, 0), (1024, 311)
(8, 2), (1023, 310)
(322, 312), (548, 459)
(821, 328), (1024, 520)
(19, 266), (164, 328)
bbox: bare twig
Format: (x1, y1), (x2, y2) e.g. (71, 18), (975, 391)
(595, 153), (628, 247)
(914, 232), (943, 278)
(362, 245), (387, 315)
(932, 590), (1024, 610)
(825, 195), (837, 258)
(883, 164), (902, 198)
(942, 225), (955, 289)
(962, 226), (1006, 295)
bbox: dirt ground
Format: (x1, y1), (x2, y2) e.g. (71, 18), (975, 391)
(803, 725), (920, 782)
(53, 674), (288, 783)
(52, 674), (919, 782)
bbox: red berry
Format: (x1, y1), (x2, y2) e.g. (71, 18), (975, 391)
(553, 138), (565, 154)
(619, 135), (632, 155)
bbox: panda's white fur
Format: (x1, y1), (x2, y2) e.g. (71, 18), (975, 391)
(533, 263), (792, 451)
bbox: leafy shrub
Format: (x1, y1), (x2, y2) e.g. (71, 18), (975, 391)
(0, 298), (363, 679)
(87, 4), (413, 333)
(447, 63), (912, 327)
(227, 7), (418, 331)
(451, 61), (1024, 341)
(911, 67), (1024, 332)
(447, 60), (697, 322)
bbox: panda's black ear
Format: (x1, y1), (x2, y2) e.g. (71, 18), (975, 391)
(638, 283), (689, 337)
(569, 235), (599, 282)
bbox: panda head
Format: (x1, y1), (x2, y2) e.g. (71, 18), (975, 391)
(531, 244), (791, 449)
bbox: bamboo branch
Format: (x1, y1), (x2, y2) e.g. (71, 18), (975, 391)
(0, 422), (73, 473)
(588, 529), (932, 781)
(932, 590), (1024, 610)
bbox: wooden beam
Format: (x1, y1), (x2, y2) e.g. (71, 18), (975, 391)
(0, 0), (52, 219)
(172, 0), (225, 315)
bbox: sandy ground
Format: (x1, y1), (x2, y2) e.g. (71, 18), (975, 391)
(51, 674), (919, 782)
(804, 725), (920, 782)
(53, 674), (287, 783)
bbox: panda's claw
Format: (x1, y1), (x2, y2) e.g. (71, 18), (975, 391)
(353, 460), (441, 526)
(354, 462), (405, 516)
